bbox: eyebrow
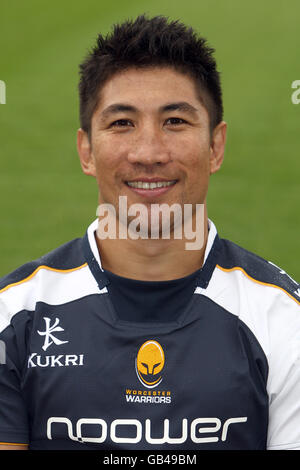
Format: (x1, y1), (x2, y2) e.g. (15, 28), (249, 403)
(159, 102), (199, 117)
(100, 104), (136, 119)
(99, 101), (199, 120)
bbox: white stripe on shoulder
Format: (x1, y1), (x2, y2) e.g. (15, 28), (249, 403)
(0, 265), (107, 333)
(197, 265), (300, 359)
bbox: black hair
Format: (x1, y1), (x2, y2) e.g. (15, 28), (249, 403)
(79, 14), (223, 136)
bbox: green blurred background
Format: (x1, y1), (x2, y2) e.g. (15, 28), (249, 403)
(0, 0), (299, 280)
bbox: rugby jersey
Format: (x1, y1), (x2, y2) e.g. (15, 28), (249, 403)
(0, 219), (300, 450)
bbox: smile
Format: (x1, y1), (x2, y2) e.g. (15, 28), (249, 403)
(126, 181), (177, 189)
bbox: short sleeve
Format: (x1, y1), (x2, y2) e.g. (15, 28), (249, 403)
(267, 294), (300, 450)
(0, 319), (29, 445)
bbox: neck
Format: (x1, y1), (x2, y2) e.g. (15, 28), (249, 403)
(95, 214), (209, 281)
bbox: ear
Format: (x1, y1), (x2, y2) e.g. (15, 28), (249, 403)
(77, 128), (96, 177)
(209, 121), (227, 175)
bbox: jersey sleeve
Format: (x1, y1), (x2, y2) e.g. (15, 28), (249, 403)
(0, 299), (29, 445)
(266, 291), (300, 450)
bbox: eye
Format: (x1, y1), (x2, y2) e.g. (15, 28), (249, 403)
(110, 119), (133, 127)
(165, 117), (187, 125)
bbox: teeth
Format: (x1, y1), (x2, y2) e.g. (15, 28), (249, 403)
(127, 181), (176, 189)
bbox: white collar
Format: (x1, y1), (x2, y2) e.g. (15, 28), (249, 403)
(87, 217), (218, 273)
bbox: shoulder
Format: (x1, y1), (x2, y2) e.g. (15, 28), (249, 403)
(216, 237), (300, 304)
(0, 237), (90, 334)
(202, 236), (300, 362)
(0, 237), (86, 293)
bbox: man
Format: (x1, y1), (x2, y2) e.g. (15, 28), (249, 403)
(0, 14), (300, 451)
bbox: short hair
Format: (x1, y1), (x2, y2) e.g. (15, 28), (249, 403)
(78, 14), (223, 137)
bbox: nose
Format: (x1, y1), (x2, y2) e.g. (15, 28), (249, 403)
(127, 124), (171, 165)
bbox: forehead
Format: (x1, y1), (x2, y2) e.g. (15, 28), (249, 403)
(96, 66), (203, 111)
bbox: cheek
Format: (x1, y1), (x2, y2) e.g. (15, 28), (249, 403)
(176, 146), (211, 177)
(93, 137), (126, 174)
(173, 133), (210, 165)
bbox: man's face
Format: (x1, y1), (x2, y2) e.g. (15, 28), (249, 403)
(78, 66), (226, 232)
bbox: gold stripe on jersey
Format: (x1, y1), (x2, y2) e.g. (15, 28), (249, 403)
(0, 441), (28, 446)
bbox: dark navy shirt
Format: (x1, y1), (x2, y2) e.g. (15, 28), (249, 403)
(103, 268), (202, 323)
(0, 219), (300, 450)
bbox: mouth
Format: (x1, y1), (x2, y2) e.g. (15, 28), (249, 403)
(124, 179), (177, 198)
(126, 180), (176, 189)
